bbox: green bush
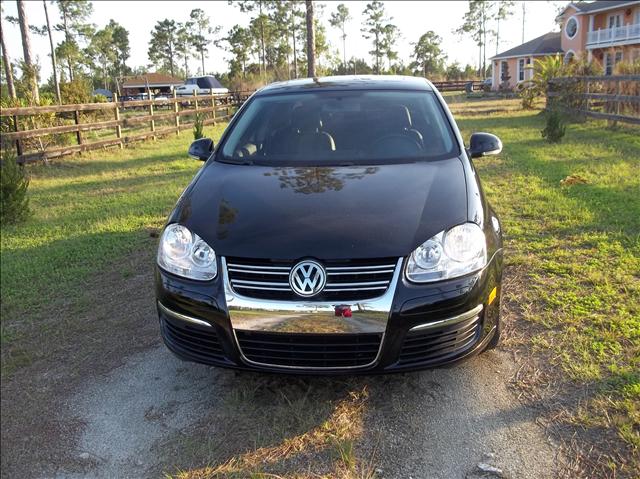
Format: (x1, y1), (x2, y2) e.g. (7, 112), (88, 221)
(0, 96), (74, 152)
(60, 78), (92, 105)
(0, 151), (30, 225)
(541, 109), (566, 143)
(517, 81), (537, 110)
(92, 94), (108, 103)
(193, 113), (205, 140)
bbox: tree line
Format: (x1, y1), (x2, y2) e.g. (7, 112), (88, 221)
(1, 0), (132, 104)
(0, 0), (521, 105)
(455, 0), (519, 79)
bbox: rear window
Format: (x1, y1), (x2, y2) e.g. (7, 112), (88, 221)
(220, 90), (458, 165)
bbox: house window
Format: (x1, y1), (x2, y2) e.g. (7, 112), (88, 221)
(565, 16), (578, 39)
(604, 51), (623, 75)
(500, 61), (508, 83)
(608, 14), (622, 28)
(605, 53), (613, 75)
(518, 59), (525, 81)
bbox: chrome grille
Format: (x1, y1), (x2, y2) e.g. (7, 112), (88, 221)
(225, 257), (398, 301)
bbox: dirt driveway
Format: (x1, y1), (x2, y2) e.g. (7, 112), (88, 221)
(57, 347), (561, 479)
(0, 248), (563, 479)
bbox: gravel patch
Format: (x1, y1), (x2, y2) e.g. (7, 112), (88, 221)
(52, 348), (221, 478)
(46, 346), (561, 478)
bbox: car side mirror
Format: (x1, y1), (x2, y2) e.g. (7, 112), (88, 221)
(188, 138), (214, 161)
(469, 132), (502, 158)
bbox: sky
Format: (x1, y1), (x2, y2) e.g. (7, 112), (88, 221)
(2, 0), (564, 81)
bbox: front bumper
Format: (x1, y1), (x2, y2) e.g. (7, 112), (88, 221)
(155, 252), (503, 374)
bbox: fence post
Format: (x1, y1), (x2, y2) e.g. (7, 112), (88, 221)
(194, 89), (199, 112)
(173, 90), (180, 135)
(74, 110), (83, 147)
(613, 78), (621, 128)
(13, 115), (23, 158)
(113, 92), (123, 149)
(149, 95), (156, 140)
(585, 78), (590, 114)
(212, 96), (217, 125)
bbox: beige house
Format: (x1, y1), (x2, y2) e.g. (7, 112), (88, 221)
(490, 32), (562, 90)
(491, 0), (640, 90)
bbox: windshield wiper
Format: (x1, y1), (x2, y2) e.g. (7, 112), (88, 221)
(218, 156), (254, 166)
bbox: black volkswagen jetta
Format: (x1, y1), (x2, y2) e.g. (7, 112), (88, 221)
(155, 75), (504, 373)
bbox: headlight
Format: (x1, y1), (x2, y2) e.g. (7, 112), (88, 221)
(157, 224), (217, 280)
(406, 223), (486, 283)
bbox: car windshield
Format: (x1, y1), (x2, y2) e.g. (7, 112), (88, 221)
(220, 90), (458, 165)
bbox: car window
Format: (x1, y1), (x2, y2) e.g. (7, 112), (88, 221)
(185, 78), (197, 85)
(220, 90), (458, 164)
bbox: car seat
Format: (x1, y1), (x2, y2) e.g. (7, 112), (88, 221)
(266, 105), (335, 156)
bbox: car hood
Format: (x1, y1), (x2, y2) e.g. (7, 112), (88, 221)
(177, 158), (468, 260)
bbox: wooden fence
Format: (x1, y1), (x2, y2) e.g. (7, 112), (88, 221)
(0, 91), (252, 163)
(547, 75), (640, 125)
(432, 80), (485, 92)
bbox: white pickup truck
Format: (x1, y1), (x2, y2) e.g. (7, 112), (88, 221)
(175, 76), (229, 97)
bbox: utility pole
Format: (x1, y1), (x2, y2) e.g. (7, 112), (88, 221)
(305, 0), (316, 77)
(522, 2), (526, 44)
(43, 0), (61, 104)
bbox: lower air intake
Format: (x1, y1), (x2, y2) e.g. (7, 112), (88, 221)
(397, 314), (481, 367)
(235, 330), (382, 369)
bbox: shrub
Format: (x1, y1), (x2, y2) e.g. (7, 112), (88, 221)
(614, 59), (640, 75)
(0, 151), (30, 225)
(60, 78), (92, 105)
(0, 96), (71, 152)
(613, 60), (640, 117)
(532, 55), (567, 109)
(193, 113), (205, 140)
(541, 109), (566, 143)
(569, 57), (603, 76)
(92, 94), (108, 103)
(517, 81), (537, 109)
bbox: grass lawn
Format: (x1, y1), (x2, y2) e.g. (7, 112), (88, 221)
(0, 104), (638, 476)
(0, 124), (226, 358)
(455, 110), (639, 475)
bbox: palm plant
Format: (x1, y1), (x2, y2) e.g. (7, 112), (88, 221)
(532, 55), (566, 96)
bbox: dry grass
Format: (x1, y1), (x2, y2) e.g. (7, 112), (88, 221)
(169, 387), (377, 479)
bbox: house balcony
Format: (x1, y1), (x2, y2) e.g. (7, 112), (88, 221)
(586, 23), (640, 48)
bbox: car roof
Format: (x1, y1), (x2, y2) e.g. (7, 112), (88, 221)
(255, 75), (434, 95)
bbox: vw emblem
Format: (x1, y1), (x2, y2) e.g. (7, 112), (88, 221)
(289, 260), (326, 297)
